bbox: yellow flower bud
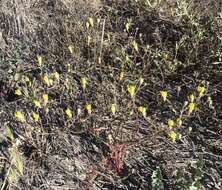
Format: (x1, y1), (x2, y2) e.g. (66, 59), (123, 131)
(88, 17), (94, 27)
(176, 118), (182, 127)
(132, 40), (139, 52)
(197, 85), (206, 97)
(188, 127), (192, 133)
(160, 90), (168, 102)
(125, 22), (130, 32)
(188, 94), (195, 102)
(139, 78), (144, 85)
(53, 71), (60, 81)
(80, 77), (87, 90)
(207, 96), (213, 108)
(127, 84), (136, 98)
(15, 88), (22, 96)
(65, 107), (72, 119)
(86, 22), (90, 29)
(168, 131), (177, 142)
(108, 134), (113, 142)
(24, 76), (30, 82)
(119, 72), (124, 81)
(42, 93), (48, 104)
(15, 111), (26, 122)
(138, 106), (147, 117)
(33, 100), (41, 108)
(188, 102), (196, 114)
(77, 107), (81, 116)
(111, 103), (117, 115)
(85, 104), (92, 114)
(167, 119), (175, 129)
(37, 55), (43, 66)
(32, 112), (40, 122)
(42, 74), (50, 86)
(68, 45), (74, 54)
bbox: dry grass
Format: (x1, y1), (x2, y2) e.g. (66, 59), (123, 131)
(0, 0), (222, 189)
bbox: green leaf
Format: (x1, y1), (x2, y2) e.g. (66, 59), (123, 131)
(151, 166), (164, 190)
(5, 126), (14, 142)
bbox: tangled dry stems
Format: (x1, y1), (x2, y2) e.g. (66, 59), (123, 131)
(0, 0), (222, 189)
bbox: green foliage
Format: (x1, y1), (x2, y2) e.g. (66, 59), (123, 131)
(151, 167), (164, 190)
(174, 157), (204, 190)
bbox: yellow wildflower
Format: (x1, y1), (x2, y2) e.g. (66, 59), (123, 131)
(42, 74), (50, 86)
(167, 119), (175, 129)
(15, 111), (26, 122)
(160, 90), (168, 102)
(68, 44), (74, 54)
(197, 85), (206, 97)
(32, 112), (40, 122)
(188, 127), (192, 133)
(86, 22), (90, 29)
(77, 107), (81, 116)
(53, 71), (60, 81)
(207, 96), (213, 108)
(188, 102), (196, 114)
(65, 107), (72, 119)
(138, 106), (147, 117)
(45, 107), (49, 114)
(132, 40), (139, 52)
(176, 118), (182, 127)
(111, 103), (117, 115)
(33, 100), (41, 108)
(37, 55), (43, 67)
(139, 77), (144, 85)
(88, 17), (94, 27)
(15, 88), (22, 96)
(127, 84), (136, 98)
(188, 94), (195, 102)
(108, 134), (113, 142)
(24, 76), (30, 82)
(119, 72), (124, 81)
(42, 93), (48, 104)
(168, 131), (177, 142)
(125, 21), (130, 32)
(80, 77), (87, 90)
(85, 104), (92, 114)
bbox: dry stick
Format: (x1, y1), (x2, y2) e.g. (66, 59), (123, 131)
(1, 161), (13, 190)
(99, 19), (106, 61)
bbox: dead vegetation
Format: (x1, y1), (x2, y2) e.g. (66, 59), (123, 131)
(0, 0), (222, 189)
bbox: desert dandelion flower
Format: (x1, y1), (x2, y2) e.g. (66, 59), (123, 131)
(197, 85), (206, 97)
(127, 84), (136, 98)
(188, 102), (196, 114)
(132, 40), (139, 52)
(37, 55), (43, 67)
(160, 90), (168, 102)
(15, 88), (22, 96)
(168, 131), (177, 142)
(167, 119), (175, 129)
(111, 103), (117, 115)
(68, 44), (74, 54)
(85, 104), (92, 115)
(65, 107), (72, 119)
(15, 111), (26, 122)
(80, 77), (87, 90)
(138, 106), (147, 117)
(32, 112), (40, 122)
